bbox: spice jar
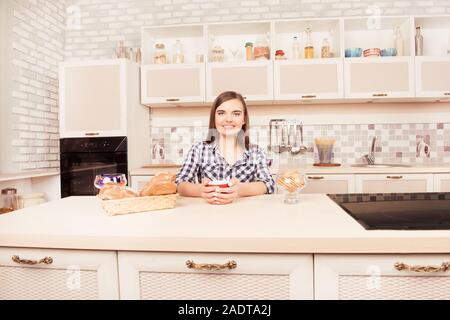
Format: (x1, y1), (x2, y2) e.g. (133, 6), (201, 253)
(245, 42), (253, 61)
(153, 43), (167, 64)
(321, 38), (331, 58)
(253, 37), (270, 60)
(275, 50), (286, 60)
(211, 46), (224, 62)
(1, 188), (18, 214)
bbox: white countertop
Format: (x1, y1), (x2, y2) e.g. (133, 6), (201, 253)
(1, 194), (449, 253)
(130, 164), (450, 176)
(0, 170), (59, 182)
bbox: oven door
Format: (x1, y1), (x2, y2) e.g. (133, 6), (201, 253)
(60, 152), (128, 198)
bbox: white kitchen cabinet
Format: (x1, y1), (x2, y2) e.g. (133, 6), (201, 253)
(206, 61), (273, 103)
(0, 247), (118, 300)
(274, 59), (344, 101)
(344, 57), (415, 99)
(59, 59), (150, 171)
(118, 252), (313, 300)
(434, 174), (450, 192)
(355, 174), (433, 193)
(415, 57), (450, 98)
(315, 254), (450, 300)
(303, 174), (355, 194)
(141, 63), (206, 106)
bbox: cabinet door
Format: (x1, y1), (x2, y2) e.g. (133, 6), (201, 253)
(303, 174), (355, 194)
(141, 63), (206, 106)
(344, 57), (414, 99)
(274, 59), (344, 101)
(118, 252), (313, 300)
(315, 254), (450, 300)
(355, 174), (433, 193)
(207, 61), (273, 103)
(0, 247), (118, 300)
(59, 60), (127, 138)
(416, 57), (450, 98)
(130, 175), (154, 190)
(434, 174), (450, 192)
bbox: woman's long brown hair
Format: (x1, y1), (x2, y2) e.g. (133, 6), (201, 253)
(205, 91), (250, 149)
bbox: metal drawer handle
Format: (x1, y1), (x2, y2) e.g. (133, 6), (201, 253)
(186, 260), (237, 271)
(386, 175), (403, 179)
(85, 132), (99, 136)
(394, 262), (450, 273)
(308, 176), (324, 180)
(166, 98), (180, 102)
(12, 255), (53, 265)
(301, 95), (317, 99)
(372, 93), (388, 97)
(444, 92), (450, 96)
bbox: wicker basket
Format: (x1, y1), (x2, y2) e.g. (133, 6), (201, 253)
(100, 194), (177, 216)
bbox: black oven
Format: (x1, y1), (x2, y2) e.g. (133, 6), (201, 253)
(60, 137), (128, 198)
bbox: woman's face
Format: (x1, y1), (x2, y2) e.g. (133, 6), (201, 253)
(215, 98), (246, 138)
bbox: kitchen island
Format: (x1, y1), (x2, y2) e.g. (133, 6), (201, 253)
(0, 195), (449, 300)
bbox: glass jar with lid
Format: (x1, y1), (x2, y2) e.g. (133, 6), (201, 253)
(210, 46), (225, 62)
(153, 43), (167, 64)
(253, 37), (270, 60)
(1, 188), (19, 214)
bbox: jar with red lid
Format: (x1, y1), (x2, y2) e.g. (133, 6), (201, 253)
(275, 50), (286, 60)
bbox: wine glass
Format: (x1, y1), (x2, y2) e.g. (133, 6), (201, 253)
(229, 47), (240, 62)
(276, 170), (307, 204)
(94, 173), (127, 189)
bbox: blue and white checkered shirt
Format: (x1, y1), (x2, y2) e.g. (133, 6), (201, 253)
(175, 142), (275, 194)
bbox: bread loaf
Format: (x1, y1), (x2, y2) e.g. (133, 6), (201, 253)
(98, 184), (139, 200)
(139, 173), (177, 196)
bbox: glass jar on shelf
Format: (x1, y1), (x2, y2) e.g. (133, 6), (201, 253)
(172, 39), (185, 64)
(153, 43), (167, 64)
(253, 37), (270, 60)
(292, 36), (301, 60)
(275, 49), (286, 60)
(245, 42), (254, 61)
(210, 46), (225, 62)
(321, 38), (331, 58)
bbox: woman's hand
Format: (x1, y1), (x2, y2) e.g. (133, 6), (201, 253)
(209, 178), (240, 205)
(200, 178), (217, 202)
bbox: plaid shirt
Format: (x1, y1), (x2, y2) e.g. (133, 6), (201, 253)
(176, 142), (275, 194)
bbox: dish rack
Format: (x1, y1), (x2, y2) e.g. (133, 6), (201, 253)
(100, 194), (177, 216)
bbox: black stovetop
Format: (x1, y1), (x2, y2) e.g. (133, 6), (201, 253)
(327, 193), (450, 230)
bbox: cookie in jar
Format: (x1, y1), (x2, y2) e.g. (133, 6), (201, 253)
(153, 43), (167, 64)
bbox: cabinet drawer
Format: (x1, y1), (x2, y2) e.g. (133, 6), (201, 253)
(0, 247), (118, 300)
(118, 252), (313, 300)
(303, 174), (355, 194)
(315, 254), (450, 300)
(355, 174), (433, 193)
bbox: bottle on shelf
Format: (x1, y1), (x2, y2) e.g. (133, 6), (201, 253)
(394, 26), (404, 56)
(321, 38), (331, 58)
(116, 40), (126, 59)
(292, 36), (301, 60)
(447, 36), (450, 55)
(135, 48), (142, 64)
(415, 26), (423, 56)
(304, 28), (314, 59)
(172, 39), (185, 64)
(245, 42), (254, 61)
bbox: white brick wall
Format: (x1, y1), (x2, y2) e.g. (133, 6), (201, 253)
(9, 0), (65, 171)
(64, 0), (450, 61)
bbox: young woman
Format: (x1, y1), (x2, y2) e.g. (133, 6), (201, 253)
(176, 91), (275, 205)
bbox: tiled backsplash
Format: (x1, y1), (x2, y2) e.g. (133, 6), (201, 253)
(150, 122), (450, 165)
